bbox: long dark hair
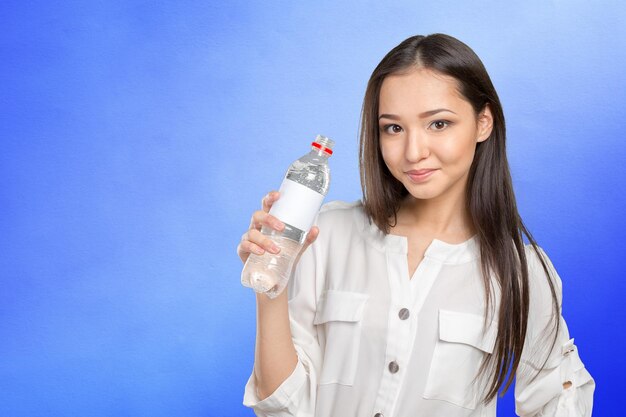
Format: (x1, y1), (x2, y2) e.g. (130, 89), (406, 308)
(358, 33), (561, 403)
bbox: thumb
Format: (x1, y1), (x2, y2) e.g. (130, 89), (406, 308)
(302, 226), (319, 251)
(292, 226), (319, 267)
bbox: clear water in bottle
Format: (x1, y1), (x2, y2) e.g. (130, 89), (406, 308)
(241, 135), (333, 298)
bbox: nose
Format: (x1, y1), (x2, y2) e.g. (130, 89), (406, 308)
(405, 129), (430, 162)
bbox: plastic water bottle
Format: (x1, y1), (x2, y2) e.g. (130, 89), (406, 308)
(241, 135), (334, 298)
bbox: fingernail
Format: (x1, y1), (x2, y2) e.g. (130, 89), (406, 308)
(270, 245), (280, 254)
(254, 247), (264, 255)
(275, 222), (284, 231)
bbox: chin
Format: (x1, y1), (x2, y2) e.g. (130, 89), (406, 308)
(403, 182), (444, 200)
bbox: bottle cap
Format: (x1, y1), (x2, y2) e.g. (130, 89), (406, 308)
(312, 134), (334, 155)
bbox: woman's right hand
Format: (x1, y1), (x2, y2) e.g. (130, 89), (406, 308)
(237, 191), (319, 265)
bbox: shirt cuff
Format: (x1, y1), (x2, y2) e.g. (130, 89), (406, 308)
(538, 338), (587, 399)
(516, 338), (593, 416)
(554, 338), (594, 417)
(243, 359), (307, 413)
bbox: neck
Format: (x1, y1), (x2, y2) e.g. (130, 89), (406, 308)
(395, 182), (476, 240)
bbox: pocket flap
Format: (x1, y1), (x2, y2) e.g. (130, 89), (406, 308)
(439, 309), (498, 354)
(313, 290), (369, 325)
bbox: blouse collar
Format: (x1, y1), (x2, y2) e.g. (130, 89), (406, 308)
(352, 200), (480, 264)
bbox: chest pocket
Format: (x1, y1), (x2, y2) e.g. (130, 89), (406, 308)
(313, 290), (369, 386)
(423, 309), (498, 410)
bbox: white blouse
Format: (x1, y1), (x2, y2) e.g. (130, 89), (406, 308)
(243, 200), (595, 417)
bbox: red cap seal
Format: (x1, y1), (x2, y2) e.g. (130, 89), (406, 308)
(312, 141), (333, 155)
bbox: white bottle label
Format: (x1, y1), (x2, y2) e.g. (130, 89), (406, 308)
(269, 179), (324, 232)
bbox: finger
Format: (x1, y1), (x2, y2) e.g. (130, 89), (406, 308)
(237, 239), (266, 263)
(250, 210), (285, 232)
(241, 239), (266, 256)
(292, 226), (319, 266)
(248, 228), (281, 254)
(304, 226), (319, 247)
(261, 191), (280, 213)
(298, 226), (319, 256)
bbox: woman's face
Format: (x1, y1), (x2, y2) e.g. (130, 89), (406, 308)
(378, 67), (493, 202)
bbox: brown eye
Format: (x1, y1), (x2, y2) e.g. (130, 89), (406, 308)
(430, 120), (450, 130)
(382, 124), (403, 134)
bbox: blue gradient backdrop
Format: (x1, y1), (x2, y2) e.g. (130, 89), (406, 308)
(1, 1), (623, 416)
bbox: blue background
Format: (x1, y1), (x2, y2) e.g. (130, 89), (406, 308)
(1, 1), (623, 416)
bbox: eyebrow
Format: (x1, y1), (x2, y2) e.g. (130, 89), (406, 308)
(378, 108), (457, 120)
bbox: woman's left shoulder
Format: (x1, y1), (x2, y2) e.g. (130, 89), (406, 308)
(523, 243), (564, 313)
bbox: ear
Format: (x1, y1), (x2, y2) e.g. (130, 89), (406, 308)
(476, 104), (494, 143)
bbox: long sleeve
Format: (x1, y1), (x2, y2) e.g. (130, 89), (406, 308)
(514, 246), (595, 416)
(243, 226), (324, 417)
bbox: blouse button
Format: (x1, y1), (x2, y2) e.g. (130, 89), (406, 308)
(374, 413), (384, 417)
(398, 308), (410, 320)
(388, 361), (399, 374)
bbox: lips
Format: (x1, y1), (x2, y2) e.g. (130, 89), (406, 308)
(406, 169), (438, 182)
(407, 169), (437, 175)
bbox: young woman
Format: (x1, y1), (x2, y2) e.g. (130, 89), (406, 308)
(237, 34), (595, 417)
